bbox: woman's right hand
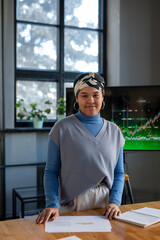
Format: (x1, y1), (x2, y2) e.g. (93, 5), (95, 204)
(36, 208), (59, 224)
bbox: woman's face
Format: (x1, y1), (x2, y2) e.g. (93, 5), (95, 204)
(76, 87), (103, 116)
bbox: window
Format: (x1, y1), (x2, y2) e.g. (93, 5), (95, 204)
(15, 0), (106, 126)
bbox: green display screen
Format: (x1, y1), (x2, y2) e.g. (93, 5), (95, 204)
(66, 86), (160, 151)
(102, 86), (160, 151)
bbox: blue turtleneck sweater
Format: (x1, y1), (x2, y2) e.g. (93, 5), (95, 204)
(44, 111), (124, 209)
(75, 111), (104, 136)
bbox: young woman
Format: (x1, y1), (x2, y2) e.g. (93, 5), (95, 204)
(36, 73), (125, 224)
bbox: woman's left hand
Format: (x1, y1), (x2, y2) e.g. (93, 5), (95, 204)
(103, 203), (121, 219)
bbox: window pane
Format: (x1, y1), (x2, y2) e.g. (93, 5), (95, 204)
(17, 23), (57, 70)
(65, 29), (98, 72)
(16, 81), (57, 119)
(17, 0), (58, 24)
(65, 0), (98, 28)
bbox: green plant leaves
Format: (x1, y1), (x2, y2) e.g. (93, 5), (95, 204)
(15, 99), (52, 120)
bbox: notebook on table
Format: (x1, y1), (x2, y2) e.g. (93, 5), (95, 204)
(116, 207), (160, 227)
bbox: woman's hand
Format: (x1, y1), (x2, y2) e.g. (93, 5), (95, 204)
(36, 208), (59, 224)
(103, 203), (121, 219)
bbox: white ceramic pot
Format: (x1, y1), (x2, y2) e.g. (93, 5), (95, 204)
(33, 118), (44, 128)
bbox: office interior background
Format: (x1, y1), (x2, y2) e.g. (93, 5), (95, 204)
(0, 0), (160, 220)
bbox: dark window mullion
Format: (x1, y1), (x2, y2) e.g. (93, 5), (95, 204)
(16, 20), (59, 28)
(64, 71), (84, 82)
(58, 0), (65, 98)
(65, 25), (102, 32)
(98, 0), (105, 74)
(16, 69), (60, 80)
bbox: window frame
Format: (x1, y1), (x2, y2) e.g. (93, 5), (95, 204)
(15, 0), (107, 128)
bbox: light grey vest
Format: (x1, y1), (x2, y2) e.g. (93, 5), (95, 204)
(49, 115), (125, 206)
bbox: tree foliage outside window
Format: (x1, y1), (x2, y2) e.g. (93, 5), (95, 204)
(15, 0), (105, 124)
(17, 23), (57, 70)
(16, 0), (58, 24)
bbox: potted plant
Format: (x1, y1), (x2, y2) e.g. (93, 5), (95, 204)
(16, 99), (52, 128)
(56, 97), (66, 120)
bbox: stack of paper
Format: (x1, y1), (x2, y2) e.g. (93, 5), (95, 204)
(116, 207), (160, 227)
(45, 216), (112, 233)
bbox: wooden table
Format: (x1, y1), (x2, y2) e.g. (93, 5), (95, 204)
(1, 201), (160, 240)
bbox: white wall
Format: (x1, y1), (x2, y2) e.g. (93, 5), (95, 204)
(120, 0), (160, 203)
(107, 0), (121, 86)
(107, 0), (160, 203)
(120, 0), (160, 86)
(107, 0), (160, 86)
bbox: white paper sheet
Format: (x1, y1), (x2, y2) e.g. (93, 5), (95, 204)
(57, 236), (82, 240)
(45, 216), (112, 233)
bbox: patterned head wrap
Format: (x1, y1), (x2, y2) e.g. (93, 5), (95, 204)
(74, 73), (105, 96)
